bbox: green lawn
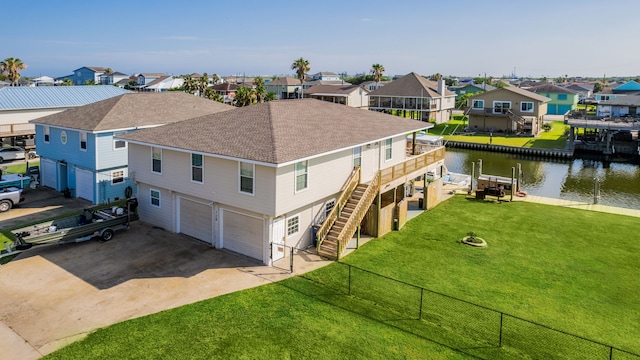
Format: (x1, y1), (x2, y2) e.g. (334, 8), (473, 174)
(44, 197), (640, 359)
(430, 120), (569, 149)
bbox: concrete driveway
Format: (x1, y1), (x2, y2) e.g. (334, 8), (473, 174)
(0, 221), (330, 359)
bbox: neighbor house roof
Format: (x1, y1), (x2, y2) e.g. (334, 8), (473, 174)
(528, 83), (578, 94)
(211, 83), (239, 91)
(120, 99), (432, 166)
(471, 86), (551, 102)
(30, 92), (233, 132)
(613, 80), (640, 92)
(305, 84), (368, 96)
(266, 77), (301, 86)
(83, 66), (107, 72)
(0, 86), (131, 110)
(598, 95), (640, 106)
(368, 72), (455, 98)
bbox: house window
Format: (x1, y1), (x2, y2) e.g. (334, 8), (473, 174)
(385, 138), (392, 161)
(353, 146), (362, 167)
(150, 189), (160, 207)
(44, 126), (50, 143)
(239, 162), (254, 194)
(192, 154), (203, 183)
(152, 147), (162, 174)
(472, 99), (484, 109)
(295, 161), (308, 191)
(521, 102), (534, 112)
(287, 215), (299, 236)
(80, 132), (87, 150)
(325, 199), (335, 218)
(493, 101), (511, 114)
(113, 131), (126, 150)
(558, 94), (568, 100)
(111, 170), (124, 184)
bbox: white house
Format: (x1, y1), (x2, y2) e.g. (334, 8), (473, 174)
(119, 99), (445, 265)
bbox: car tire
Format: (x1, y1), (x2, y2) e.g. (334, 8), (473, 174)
(0, 200), (12, 212)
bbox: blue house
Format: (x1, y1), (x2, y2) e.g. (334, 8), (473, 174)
(30, 92), (234, 203)
(56, 66), (111, 85)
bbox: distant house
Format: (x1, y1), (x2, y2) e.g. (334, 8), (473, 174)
(361, 80), (389, 91)
(32, 76), (55, 86)
(99, 71), (129, 86)
(467, 86), (550, 135)
(596, 95), (640, 118)
(561, 83), (594, 101)
(264, 77), (302, 99)
(594, 80), (640, 102)
(143, 76), (185, 92)
(449, 83), (496, 98)
(304, 84), (370, 108)
(527, 83), (579, 115)
(311, 72), (341, 81)
(133, 73), (168, 90)
(210, 83), (239, 103)
(368, 72), (456, 123)
(118, 99), (445, 264)
(0, 86), (131, 144)
(30, 92), (233, 203)
(56, 66), (108, 85)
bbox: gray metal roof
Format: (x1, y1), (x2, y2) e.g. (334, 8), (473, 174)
(0, 85), (131, 110)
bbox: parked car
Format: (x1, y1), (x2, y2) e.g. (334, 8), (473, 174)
(0, 186), (25, 212)
(0, 146), (26, 162)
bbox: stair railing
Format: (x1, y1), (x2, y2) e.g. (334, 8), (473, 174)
(316, 167), (360, 251)
(335, 172), (381, 259)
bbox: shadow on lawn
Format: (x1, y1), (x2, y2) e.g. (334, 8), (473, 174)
(279, 275), (525, 360)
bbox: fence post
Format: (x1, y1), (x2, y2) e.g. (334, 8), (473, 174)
(348, 264), (352, 296)
(609, 347), (613, 360)
(499, 312), (504, 347)
(269, 243), (272, 262)
(419, 288), (424, 320)
(289, 246), (294, 273)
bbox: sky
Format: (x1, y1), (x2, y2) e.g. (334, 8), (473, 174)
(4, 0), (639, 79)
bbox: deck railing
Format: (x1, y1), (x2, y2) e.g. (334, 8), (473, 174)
(316, 167), (361, 250)
(380, 146), (445, 186)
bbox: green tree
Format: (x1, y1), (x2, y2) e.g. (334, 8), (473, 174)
(211, 73), (220, 85)
(291, 57), (310, 98)
(456, 92), (475, 109)
(204, 87), (224, 102)
(593, 82), (604, 93)
(234, 86), (255, 107)
(103, 67), (113, 85)
(198, 73), (209, 97)
(265, 91), (277, 101)
(370, 63), (385, 85)
(0, 57), (27, 86)
(253, 76), (266, 103)
(429, 73), (443, 81)
(183, 75), (197, 94)
(84, 79), (96, 85)
(61, 78), (74, 86)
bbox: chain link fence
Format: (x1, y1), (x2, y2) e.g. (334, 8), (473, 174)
(302, 261), (640, 359)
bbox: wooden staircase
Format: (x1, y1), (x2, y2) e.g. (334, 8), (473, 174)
(506, 109), (526, 131)
(317, 184), (368, 259)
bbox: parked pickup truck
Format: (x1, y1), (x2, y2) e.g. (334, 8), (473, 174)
(0, 186), (25, 212)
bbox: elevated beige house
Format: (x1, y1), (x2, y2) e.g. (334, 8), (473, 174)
(467, 86), (550, 135)
(303, 84), (370, 108)
(119, 99), (445, 265)
(368, 72), (456, 123)
(264, 77), (302, 99)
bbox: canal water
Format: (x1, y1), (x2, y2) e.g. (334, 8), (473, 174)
(445, 148), (640, 210)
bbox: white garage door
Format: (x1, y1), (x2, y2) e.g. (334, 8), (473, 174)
(221, 210), (263, 260)
(41, 158), (56, 189)
(75, 168), (94, 202)
(179, 197), (213, 244)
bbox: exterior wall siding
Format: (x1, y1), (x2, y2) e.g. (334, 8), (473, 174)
(136, 183), (176, 232)
(96, 132), (129, 170)
(0, 109), (66, 126)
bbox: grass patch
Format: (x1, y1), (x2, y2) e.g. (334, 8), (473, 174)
(44, 197), (640, 359)
(1, 161), (39, 175)
(430, 121), (569, 149)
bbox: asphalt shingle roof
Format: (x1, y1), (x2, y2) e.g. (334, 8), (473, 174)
(30, 92), (234, 131)
(599, 95), (640, 106)
(368, 72), (455, 98)
(120, 99), (432, 165)
(472, 86), (551, 102)
(0, 86), (131, 110)
(305, 84), (367, 95)
(528, 83), (578, 94)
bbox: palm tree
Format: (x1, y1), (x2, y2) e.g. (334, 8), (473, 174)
(198, 73), (210, 97)
(103, 67), (113, 85)
(234, 86), (256, 107)
(429, 73), (443, 81)
(370, 63), (385, 88)
(291, 57), (310, 98)
(0, 57), (27, 86)
(265, 91), (277, 101)
(211, 73), (220, 85)
(61, 78), (74, 86)
(254, 76), (266, 103)
(183, 75), (197, 94)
